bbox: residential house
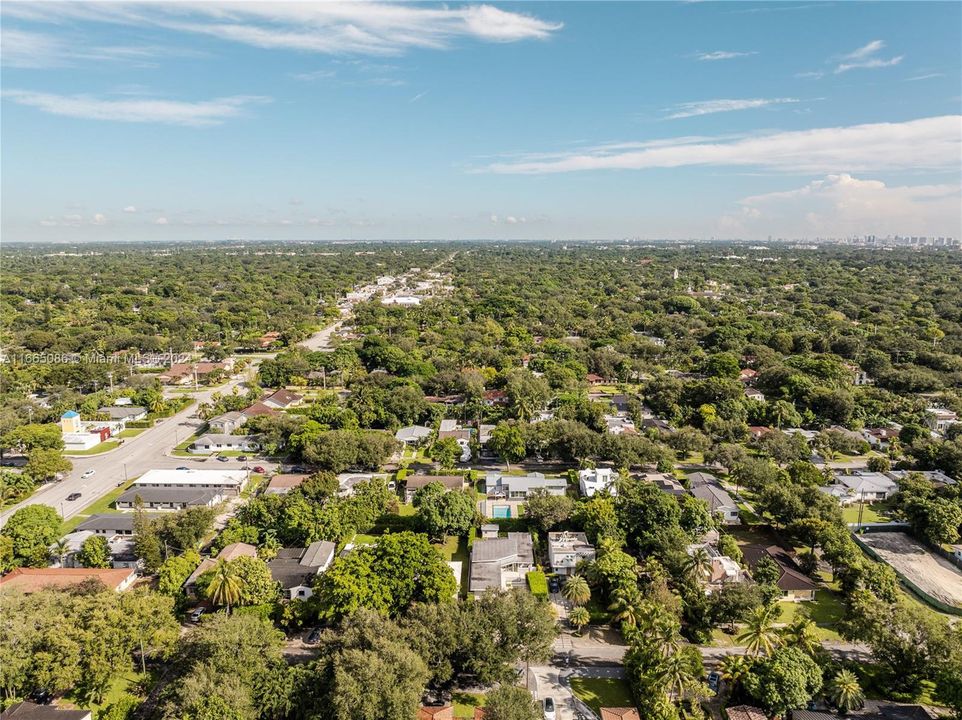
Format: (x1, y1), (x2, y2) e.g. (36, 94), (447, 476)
(482, 390), (508, 406)
(184, 542), (258, 595)
(742, 545), (817, 601)
(51, 531), (139, 570)
(1, 702), (92, 719)
(0, 567), (136, 593)
(686, 542), (744, 593)
(887, 469), (956, 487)
(744, 388), (767, 403)
(157, 361), (231, 386)
(208, 411), (248, 434)
(644, 472), (686, 497)
(548, 531), (596, 576)
(116, 486), (222, 511)
(609, 394), (633, 415)
(725, 707), (766, 720)
(687, 472), (740, 525)
(241, 402), (279, 418)
(738, 369), (759, 384)
(189, 433), (261, 454)
(478, 424), (495, 446)
(403, 474), (465, 503)
(265, 474), (309, 495)
(862, 426), (900, 450)
(791, 700), (938, 720)
(469, 533), (535, 593)
(75, 513), (151, 537)
(97, 406), (148, 422)
(926, 406), (959, 434)
(417, 707), (454, 720)
(481, 472), (567, 518)
(578, 467), (617, 497)
(480, 524), (500, 539)
(263, 389), (303, 410)
(601, 710), (642, 720)
(952, 545), (962, 563)
(605, 415), (637, 435)
(437, 419), (471, 441)
(268, 541), (337, 600)
(337, 473), (375, 496)
(132, 468), (249, 496)
(586, 373), (605, 385)
(822, 471), (898, 505)
(748, 426), (772, 441)
(394, 425), (433, 445)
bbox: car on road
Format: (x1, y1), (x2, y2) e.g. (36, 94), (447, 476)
(189, 607), (206, 623)
(176, 466), (190, 471)
(216, 455), (229, 462)
(290, 465), (306, 473)
(543, 697), (556, 720)
(548, 576), (561, 594)
(66, 492), (82, 501)
(306, 627), (322, 645)
(237, 455), (248, 462)
(253, 466), (266, 474)
(707, 671), (721, 692)
(81, 469), (95, 478)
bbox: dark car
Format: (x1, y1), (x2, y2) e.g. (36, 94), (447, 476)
(66, 492), (82, 501)
(707, 671), (721, 692)
(237, 455), (248, 462)
(306, 627), (322, 645)
(176, 466), (190, 471)
(548, 576), (561, 593)
(290, 465), (307, 474)
(253, 466), (266, 474)
(28, 689), (53, 705)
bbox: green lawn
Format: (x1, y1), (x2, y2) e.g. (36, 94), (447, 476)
(569, 677), (635, 712)
(453, 691), (484, 718)
(116, 428), (147, 439)
(842, 503), (892, 524)
(775, 591), (845, 640)
(65, 440), (120, 456)
(60, 479), (137, 534)
(351, 533), (379, 546)
(397, 502), (417, 517)
(62, 669), (145, 714)
(171, 432), (204, 457)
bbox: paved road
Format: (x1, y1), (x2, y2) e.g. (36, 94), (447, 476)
(0, 371), (258, 527)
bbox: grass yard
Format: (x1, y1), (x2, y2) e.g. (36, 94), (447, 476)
(351, 533), (379, 546)
(65, 441), (120, 456)
(710, 627), (741, 647)
(842, 503), (892, 524)
(171, 432), (204, 457)
(453, 691), (484, 718)
(569, 677), (635, 713)
(775, 592), (845, 640)
(60, 479), (137, 533)
(62, 669), (146, 714)
(397, 502), (417, 517)
(116, 428), (147, 439)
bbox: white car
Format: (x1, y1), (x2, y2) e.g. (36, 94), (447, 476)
(543, 698), (556, 720)
(81, 469), (95, 478)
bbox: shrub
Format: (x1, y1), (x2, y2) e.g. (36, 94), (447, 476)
(526, 570), (548, 599)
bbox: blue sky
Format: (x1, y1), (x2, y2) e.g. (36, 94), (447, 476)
(2, 1), (960, 242)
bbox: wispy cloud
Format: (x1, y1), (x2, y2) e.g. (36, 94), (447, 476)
(0, 27), (199, 68)
(834, 39), (903, 74)
(1, 2), (562, 56)
(694, 50), (757, 61)
(666, 97), (799, 119)
(409, 91), (429, 104)
(2, 89), (270, 126)
(903, 73), (944, 82)
(481, 116), (961, 175)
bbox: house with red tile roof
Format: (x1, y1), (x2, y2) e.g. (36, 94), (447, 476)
(0, 567), (136, 593)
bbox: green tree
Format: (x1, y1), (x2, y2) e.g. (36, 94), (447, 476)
(23, 448), (72, 483)
(205, 558), (244, 613)
(414, 483), (477, 539)
(524, 488), (575, 532)
(827, 669), (865, 714)
(738, 604), (782, 657)
(743, 646), (823, 717)
(561, 574), (591, 606)
(568, 606), (590, 635)
(76, 534), (111, 568)
(489, 421), (527, 469)
(1, 504), (61, 568)
(429, 437), (462, 469)
(229, 556), (279, 607)
(158, 550), (201, 596)
(484, 685), (542, 720)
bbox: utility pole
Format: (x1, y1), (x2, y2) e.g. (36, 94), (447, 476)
(857, 490), (865, 530)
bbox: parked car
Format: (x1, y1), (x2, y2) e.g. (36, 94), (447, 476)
(253, 466), (266, 474)
(66, 492), (82, 501)
(543, 697), (556, 720)
(216, 455), (229, 462)
(28, 688), (53, 705)
(189, 607), (206, 623)
(176, 466), (190, 471)
(548, 576), (561, 594)
(707, 671), (721, 692)
(237, 455), (248, 462)
(306, 627), (322, 645)
(81, 469), (95, 478)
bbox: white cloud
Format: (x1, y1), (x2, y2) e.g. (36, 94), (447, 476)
(666, 97), (799, 119)
(1, 3), (561, 56)
(2, 90), (270, 126)
(92, 213), (107, 225)
(0, 27), (162, 68)
(482, 115), (961, 175)
(695, 50), (757, 61)
(154, 217), (169, 225)
(123, 206), (137, 213)
(834, 39), (902, 74)
(719, 174), (961, 237)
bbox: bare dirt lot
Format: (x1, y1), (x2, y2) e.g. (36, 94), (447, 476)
(860, 532), (962, 607)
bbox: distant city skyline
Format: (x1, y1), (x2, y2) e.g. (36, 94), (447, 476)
(2, 1), (960, 242)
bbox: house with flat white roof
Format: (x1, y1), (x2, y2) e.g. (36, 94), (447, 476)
(133, 468), (249, 496)
(578, 468), (617, 497)
(548, 531), (596, 576)
(469, 533), (534, 593)
(189, 434), (261, 454)
(926, 407), (959, 434)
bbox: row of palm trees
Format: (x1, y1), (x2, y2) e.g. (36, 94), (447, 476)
(559, 574), (592, 633)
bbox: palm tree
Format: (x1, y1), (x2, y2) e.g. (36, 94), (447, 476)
(568, 606), (590, 635)
(720, 654), (751, 694)
(52, 539), (70, 567)
(205, 559), (243, 613)
(685, 547), (713, 583)
(781, 616), (819, 657)
(608, 586), (642, 632)
(658, 647), (702, 700)
(737, 604), (781, 656)
(827, 669), (865, 714)
(561, 575), (591, 606)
